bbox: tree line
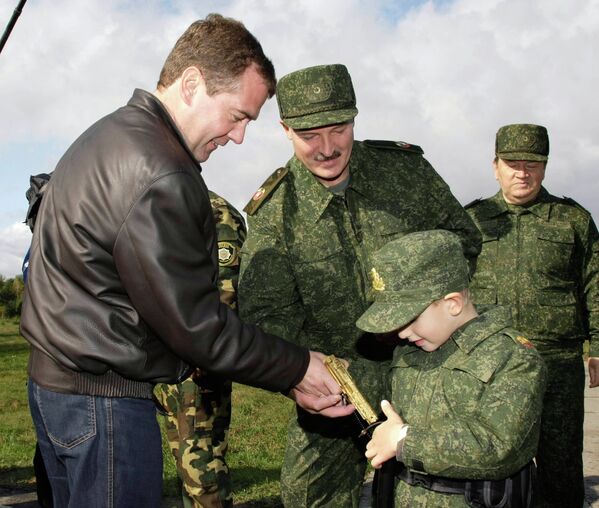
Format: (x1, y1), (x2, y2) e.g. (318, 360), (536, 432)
(0, 275), (25, 319)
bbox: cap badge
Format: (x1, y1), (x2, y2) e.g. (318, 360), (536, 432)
(306, 80), (333, 103)
(370, 268), (385, 292)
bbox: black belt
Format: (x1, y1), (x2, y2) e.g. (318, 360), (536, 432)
(398, 467), (467, 495)
(395, 461), (535, 508)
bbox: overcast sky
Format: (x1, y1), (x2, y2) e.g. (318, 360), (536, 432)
(1, 0), (598, 277)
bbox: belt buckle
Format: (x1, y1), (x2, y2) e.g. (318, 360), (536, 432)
(411, 473), (432, 490)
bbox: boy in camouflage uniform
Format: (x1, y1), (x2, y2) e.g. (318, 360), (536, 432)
(155, 191), (246, 508)
(358, 230), (546, 507)
(238, 64), (482, 507)
(466, 124), (599, 507)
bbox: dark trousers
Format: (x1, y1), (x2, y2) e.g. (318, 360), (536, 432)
(535, 357), (585, 508)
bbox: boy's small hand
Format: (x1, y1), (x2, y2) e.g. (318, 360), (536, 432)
(365, 400), (406, 468)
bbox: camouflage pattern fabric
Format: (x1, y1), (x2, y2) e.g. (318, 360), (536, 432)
(467, 187), (599, 507)
(276, 64), (358, 130)
(356, 230), (471, 334)
(387, 306), (546, 506)
(495, 124), (549, 162)
(239, 140), (482, 507)
(155, 191), (246, 508)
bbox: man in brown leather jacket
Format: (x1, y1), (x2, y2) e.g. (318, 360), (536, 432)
(20, 14), (351, 508)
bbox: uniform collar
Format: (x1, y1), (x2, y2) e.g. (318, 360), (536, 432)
(392, 305), (513, 367)
(348, 143), (382, 198)
(290, 156), (335, 224)
(480, 187), (552, 221)
(289, 141), (373, 223)
(451, 305), (512, 354)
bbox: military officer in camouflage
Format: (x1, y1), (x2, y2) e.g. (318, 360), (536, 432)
(155, 191), (246, 508)
(359, 230), (546, 508)
(466, 124), (599, 508)
(238, 64), (482, 507)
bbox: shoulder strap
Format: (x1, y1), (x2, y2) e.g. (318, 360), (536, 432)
(503, 329), (536, 350)
(244, 167), (288, 216)
(464, 198), (483, 209)
(560, 196), (591, 216)
(364, 139), (424, 155)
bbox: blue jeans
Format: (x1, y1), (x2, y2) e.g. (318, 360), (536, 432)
(28, 379), (163, 508)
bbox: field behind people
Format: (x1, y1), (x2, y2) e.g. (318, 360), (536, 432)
(0, 319), (293, 507)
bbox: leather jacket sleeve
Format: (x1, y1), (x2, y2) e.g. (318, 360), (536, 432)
(113, 170), (309, 393)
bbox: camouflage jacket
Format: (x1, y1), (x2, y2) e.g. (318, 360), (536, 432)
(208, 191), (246, 310)
(466, 188), (599, 358)
(394, 306), (546, 486)
(239, 140), (481, 358)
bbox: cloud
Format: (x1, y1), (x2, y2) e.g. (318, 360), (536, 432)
(0, 0), (598, 276)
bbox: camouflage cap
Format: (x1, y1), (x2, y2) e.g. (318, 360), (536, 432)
(276, 64), (358, 129)
(495, 124), (549, 162)
(356, 230), (470, 334)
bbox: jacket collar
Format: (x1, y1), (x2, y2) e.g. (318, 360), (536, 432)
(451, 305), (512, 354)
(479, 187), (552, 221)
(290, 156), (335, 224)
(289, 141), (376, 223)
(392, 305), (513, 368)
(127, 89), (202, 174)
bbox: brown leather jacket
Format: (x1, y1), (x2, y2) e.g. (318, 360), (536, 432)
(21, 89), (308, 399)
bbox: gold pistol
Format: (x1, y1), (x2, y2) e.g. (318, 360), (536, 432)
(324, 355), (378, 425)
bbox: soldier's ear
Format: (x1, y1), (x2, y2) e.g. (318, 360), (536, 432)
(493, 159), (500, 181)
(280, 121), (293, 140)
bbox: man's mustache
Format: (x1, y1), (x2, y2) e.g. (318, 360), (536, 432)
(315, 151), (341, 162)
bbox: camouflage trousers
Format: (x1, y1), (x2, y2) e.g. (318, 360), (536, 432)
(281, 409), (367, 508)
(281, 359), (386, 508)
(155, 376), (233, 508)
(534, 355), (585, 508)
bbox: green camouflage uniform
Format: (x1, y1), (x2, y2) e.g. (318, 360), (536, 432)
(388, 306), (546, 507)
(467, 187), (599, 508)
(155, 191), (246, 508)
(239, 136), (481, 506)
(354, 230), (546, 508)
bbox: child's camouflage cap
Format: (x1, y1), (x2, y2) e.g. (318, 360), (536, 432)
(496, 124), (549, 162)
(276, 64), (358, 129)
(356, 230), (470, 333)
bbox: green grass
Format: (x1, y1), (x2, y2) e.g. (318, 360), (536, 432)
(0, 319), (294, 506)
(0, 318), (37, 489)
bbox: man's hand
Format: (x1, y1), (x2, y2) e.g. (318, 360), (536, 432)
(365, 400), (406, 469)
(289, 351), (355, 417)
(588, 357), (599, 388)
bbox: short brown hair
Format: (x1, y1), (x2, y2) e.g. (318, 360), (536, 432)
(157, 13), (276, 97)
